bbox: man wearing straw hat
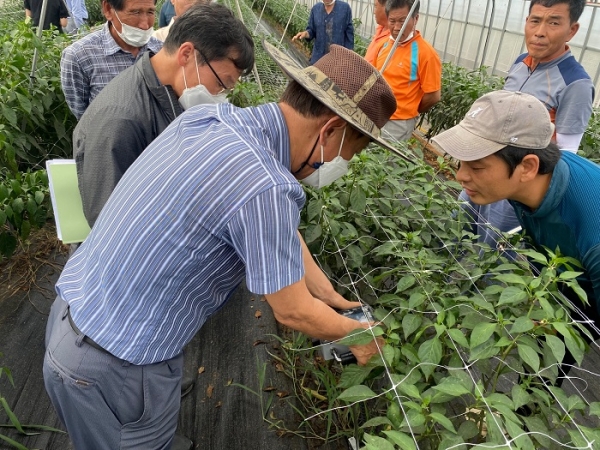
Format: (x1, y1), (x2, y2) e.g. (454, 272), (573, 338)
(432, 90), (600, 327)
(43, 42), (397, 449)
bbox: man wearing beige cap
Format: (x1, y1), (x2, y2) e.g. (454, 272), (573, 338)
(44, 43), (397, 449)
(432, 90), (600, 325)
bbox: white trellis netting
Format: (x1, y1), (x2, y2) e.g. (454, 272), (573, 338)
(222, 0), (600, 447)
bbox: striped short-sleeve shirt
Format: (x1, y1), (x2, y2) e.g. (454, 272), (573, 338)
(56, 103), (306, 365)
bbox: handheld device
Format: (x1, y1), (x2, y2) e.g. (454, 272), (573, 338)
(318, 305), (374, 364)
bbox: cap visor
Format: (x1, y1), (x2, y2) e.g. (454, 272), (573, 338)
(431, 125), (505, 161)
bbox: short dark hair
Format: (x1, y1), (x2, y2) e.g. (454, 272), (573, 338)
(164, 3), (255, 76)
(386, 0), (419, 17)
(494, 143), (561, 178)
(104, 0), (157, 12)
(376, 0), (387, 6)
(529, 0), (586, 23)
(280, 80), (333, 118)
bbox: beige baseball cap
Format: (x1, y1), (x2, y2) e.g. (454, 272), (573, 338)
(431, 90), (555, 161)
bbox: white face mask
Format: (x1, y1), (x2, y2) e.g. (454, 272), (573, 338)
(390, 31), (414, 44)
(301, 127), (349, 189)
(113, 11), (153, 48)
(179, 52), (229, 110)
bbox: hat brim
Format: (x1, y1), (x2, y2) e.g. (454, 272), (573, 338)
(262, 41), (410, 161)
(431, 124), (506, 161)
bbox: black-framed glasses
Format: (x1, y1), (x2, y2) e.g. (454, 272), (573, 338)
(198, 49), (233, 94)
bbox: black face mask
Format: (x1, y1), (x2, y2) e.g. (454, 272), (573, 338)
(292, 135), (321, 176)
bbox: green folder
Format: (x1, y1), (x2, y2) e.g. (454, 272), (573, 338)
(46, 159), (91, 244)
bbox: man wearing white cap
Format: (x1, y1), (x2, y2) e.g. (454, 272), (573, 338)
(432, 90), (600, 325)
(44, 42), (398, 449)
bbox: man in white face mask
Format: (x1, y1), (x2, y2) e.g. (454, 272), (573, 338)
(60, 0), (163, 120)
(73, 3), (254, 228)
(372, 0), (442, 142)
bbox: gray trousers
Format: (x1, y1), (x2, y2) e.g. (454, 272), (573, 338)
(43, 297), (183, 450)
(382, 117), (418, 142)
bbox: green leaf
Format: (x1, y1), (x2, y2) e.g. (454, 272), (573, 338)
(382, 430), (417, 450)
(511, 385), (530, 410)
(363, 432), (395, 450)
(498, 286), (528, 306)
(361, 416), (393, 428)
(34, 190), (45, 205)
(396, 275), (416, 292)
(545, 334), (566, 364)
(11, 197), (24, 215)
(553, 322), (585, 366)
(522, 416), (551, 448)
(504, 419), (535, 450)
(469, 339), (499, 361)
(494, 273), (528, 285)
(431, 377), (471, 397)
(1, 104), (18, 127)
(349, 186), (367, 213)
(429, 412), (457, 433)
(338, 364), (374, 388)
(304, 223), (322, 244)
(402, 314), (422, 340)
(397, 382), (421, 399)
(470, 322), (496, 349)
(589, 402), (600, 418)
(306, 198), (322, 222)
(517, 343), (539, 373)
(400, 410), (426, 429)
(418, 337), (442, 379)
(0, 184), (8, 202)
(408, 292), (425, 309)
(457, 419), (479, 440)
(447, 328), (469, 348)
(558, 270), (584, 280)
(337, 385), (377, 403)
(510, 317), (534, 334)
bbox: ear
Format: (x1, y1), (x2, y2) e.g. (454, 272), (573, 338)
(567, 22), (579, 42)
(102, 0), (114, 20)
(176, 42), (196, 67)
(319, 116), (346, 146)
(519, 154), (541, 182)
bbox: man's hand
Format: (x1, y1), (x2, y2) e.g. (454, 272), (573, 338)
(320, 290), (361, 310)
(292, 31), (309, 41)
(348, 323), (385, 366)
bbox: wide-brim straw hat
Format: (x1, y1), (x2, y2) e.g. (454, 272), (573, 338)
(263, 41), (401, 155)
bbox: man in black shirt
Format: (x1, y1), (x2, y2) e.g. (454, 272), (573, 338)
(25, 0), (68, 32)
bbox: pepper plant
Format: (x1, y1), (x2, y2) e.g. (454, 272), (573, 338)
(294, 147), (600, 449)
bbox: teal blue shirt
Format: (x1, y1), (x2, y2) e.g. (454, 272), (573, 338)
(510, 152), (600, 310)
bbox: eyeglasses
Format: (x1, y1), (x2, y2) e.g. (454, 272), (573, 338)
(198, 49), (234, 95)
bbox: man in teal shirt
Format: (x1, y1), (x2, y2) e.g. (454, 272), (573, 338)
(433, 91), (600, 325)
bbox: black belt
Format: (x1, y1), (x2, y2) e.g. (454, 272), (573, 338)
(66, 307), (112, 356)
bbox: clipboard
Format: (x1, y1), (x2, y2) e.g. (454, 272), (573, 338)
(46, 159), (91, 244)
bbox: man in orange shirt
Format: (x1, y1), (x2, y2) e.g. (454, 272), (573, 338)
(374, 0), (441, 141)
(364, 0), (390, 65)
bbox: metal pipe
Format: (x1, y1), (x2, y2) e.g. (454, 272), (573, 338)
(456, 0), (473, 67)
(479, 0), (495, 68)
(474, 0), (491, 69)
(492, 0), (514, 73)
(442, 0), (458, 62)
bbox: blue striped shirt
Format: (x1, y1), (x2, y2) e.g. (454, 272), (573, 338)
(56, 103), (306, 364)
(60, 22), (163, 119)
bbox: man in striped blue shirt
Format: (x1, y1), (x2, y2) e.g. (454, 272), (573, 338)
(44, 43), (398, 449)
